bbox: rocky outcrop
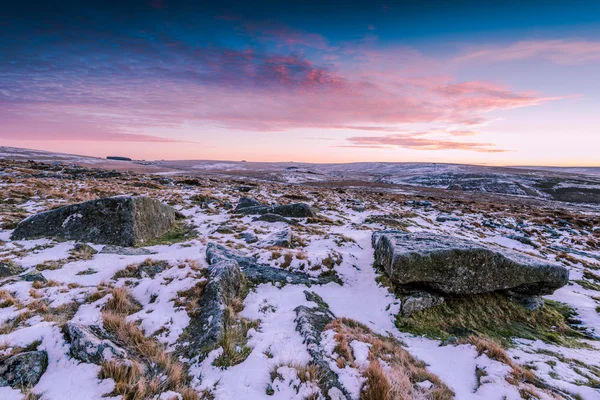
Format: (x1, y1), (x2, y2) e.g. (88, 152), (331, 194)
(178, 260), (245, 359)
(294, 291), (349, 399)
(235, 198), (316, 218)
(257, 228), (292, 248)
(66, 323), (127, 364)
(372, 231), (569, 295)
(0, 351), (48, 388)
(21, 271), (47, 283)
(0, 261), (24, 278)
(205, 243), (340, 286)
(11, 196), (180, 246)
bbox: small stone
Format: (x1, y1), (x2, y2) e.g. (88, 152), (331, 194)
(239, 232), (258, 244)
(100, 245), (157, 255)
(22, 271), (47, 283)
(401, 291), (444, 316)
(266, 384), (275, 395)
(257, 229), (292, 248)
(0, 260), (24, 278)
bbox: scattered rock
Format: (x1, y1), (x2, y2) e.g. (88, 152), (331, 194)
(252, 214), (295, 224)
(100, 245), (157, 256)
(506, 235), (538, 248)
(257, 229), (292, 248)
(235, 198), (316, 218)
(205, 243), (339, 286)
(11, 196), (180, 246)
(66, 323), (127, 364)
(215, 225), (235, 234)
(0, 351), (48, 388)
(508, 293), (545, 311)
(71, 243), (98, 256)
(236, 185), (256, 192)
(401, 291), (444, 316)
(436, 215), (461, 223)
(372, 231), (569, 295)
(0, 260), (24, 278)
(235, 197), (262, 211)
(21, 271), (47, 283)
(294, 292), (350, 399)
(178, 260), (245, 359)
(239, 231), (258, 244)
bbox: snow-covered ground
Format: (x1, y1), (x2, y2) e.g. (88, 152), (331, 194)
(0, 158), (599, 399)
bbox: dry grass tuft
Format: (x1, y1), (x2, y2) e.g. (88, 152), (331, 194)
(103, 287), (142, 316)
(327, 318), (453, 400)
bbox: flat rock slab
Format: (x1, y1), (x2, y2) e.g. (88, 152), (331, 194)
(11, 196), (179, 246)
(0, 261), (24, 278)
(372, 231), (568, 295)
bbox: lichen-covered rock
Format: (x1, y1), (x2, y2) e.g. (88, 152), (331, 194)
(178, 260), (245, 359)
(239, 232), (258, 244)
(21, 271), (47, 283)
(235, 198), (316, 218)
(66, 323), (127, 364)
(372, 231), (568, 295)
(294, 292), (349, 400)
(0, 351), (48, 388)
(252, 213), (295, 224)
(100, 245), (157, 256)
(401, 291), (444, 316)
(71, 243), (98, 256)
(206, 242), (339, 286)
(257, 229), (292, 248)
(0, 261), (24, 278)
(11, 196), (179, 246)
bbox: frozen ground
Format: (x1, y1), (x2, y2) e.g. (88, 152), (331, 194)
(0, 156), (599, 399)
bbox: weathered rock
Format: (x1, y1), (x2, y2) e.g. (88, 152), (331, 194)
(252, 214), (295, 224)
(21, 271), (47, 283)
(0, 261), (24, 278)
(257, 229), (292, 248)
(239, 232), (258, 244)
(66, 323), (127, 364)
(71, 243), (98, 256)
(206, 243), (340, 286)
(11, 196), (179, 246)
(401, 291), (444, 316)
(100, 245), (157, 256)
(0, 351), (48, 388)
(294, 292), (349, 399)
(178, 260), (245, 359)
(235, 199), (316, 218)
(235, 197), (262, 211)
(436, 215), (461, 223)
(372, 231), (568, 295)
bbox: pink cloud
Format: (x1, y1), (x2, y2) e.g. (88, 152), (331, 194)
(345, 133), (506, 153)
(455, 40), (600, 65)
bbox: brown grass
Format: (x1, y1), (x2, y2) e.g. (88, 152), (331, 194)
(103, 287), (142, 315)
(326, 318), (453, 400)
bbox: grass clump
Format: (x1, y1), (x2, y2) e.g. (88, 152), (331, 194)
(103, 287), (142, 315)
(395, 293), (583, 347)
(212, 300), (260, 368)
(327, 318), (453, 400)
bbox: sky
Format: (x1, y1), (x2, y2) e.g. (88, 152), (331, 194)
(1, 0), (599, 165)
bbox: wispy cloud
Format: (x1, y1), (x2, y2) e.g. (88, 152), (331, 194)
(455, 40), (600, 65)
(345, 133), (506, 153)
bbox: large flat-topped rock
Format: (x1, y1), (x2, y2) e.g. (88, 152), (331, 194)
(11, 196), (179, 246)
(372, 231), (568, 295)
